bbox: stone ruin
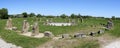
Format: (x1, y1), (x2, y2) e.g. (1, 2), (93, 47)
(97, 30), (104, 34)
(5, 18), (17, 30)
(106, 19), (114, 29)
(62, 34), (70, 38)
(22, 20), (30, 33)
(44, 19), (49, 25)
(4, 18), (106, 39)
(80, 17), (83, 23)
(88, 30), (105, 36)
(71, 19), (76, 25)
(44, 19), (76, 26)
(74, 33), (86, 38)
(31, 21), (39, 36)
(20, 19), (44, 38)
(12, 27), (17, 31)
(44, 31), (54, 38)
(89, 32), (96, 36)
(5, 18), (13, 30)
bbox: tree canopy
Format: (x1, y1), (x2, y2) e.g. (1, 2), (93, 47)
(22, 12), (28, 18)
(29, 13), (35, 17)
(60, 14), (67, 18)
(0, 8), (8, 19)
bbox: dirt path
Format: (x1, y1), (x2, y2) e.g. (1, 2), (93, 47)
(103, 40), (120, 48)
(97, 34), (120, 48)
(37, 38), (79, 48)
(0, 38), (22, 48)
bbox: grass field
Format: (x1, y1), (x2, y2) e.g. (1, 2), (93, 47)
(0, 17), (120, 48)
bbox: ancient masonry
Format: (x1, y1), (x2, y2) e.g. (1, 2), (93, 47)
(5, 18), (13, 30)
(106, 19), (114, 29)
(22, 20), (30, 33)
(4, 18), (114, 39)
(32, 21), (39, 36)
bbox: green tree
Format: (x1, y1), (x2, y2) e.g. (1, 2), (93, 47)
(29, 13), (35, 17)
(0, 8), (8, 19)
(0, 14), (1, 19)
(111, 16), (115, 20)
(60, 14), (67, 18)
(36, 14), (42, 17)
(70, 13), (77, 18)
(22, 12), (28, 18)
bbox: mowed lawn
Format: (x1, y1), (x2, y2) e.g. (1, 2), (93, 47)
(0, 17), (120, 48)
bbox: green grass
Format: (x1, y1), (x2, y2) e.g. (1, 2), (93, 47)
(0, 17), (120, 48)
(107, 20), (120, 37)
(0, 30), (49, 48)
(12, 17), (107, 35)
(74, 40), (100, 48)
(0, 19), (49, 48)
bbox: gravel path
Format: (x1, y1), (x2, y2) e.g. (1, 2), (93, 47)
(104, 40), (120, 48)
(0, 38), (22, 48)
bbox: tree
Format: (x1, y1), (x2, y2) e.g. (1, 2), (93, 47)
(82, 15), (92, 18)
(60, 14), (67, 18)
(0, 8), (8, 19)
(36, 14), (42, 17)
(22, 12), (28, 18)
(0, 14), (1, 19)
(111, 16), (115, 20)
(29, 13), (35, 17)
(70, 13), (77, 18)
(77, 14), (82, 18)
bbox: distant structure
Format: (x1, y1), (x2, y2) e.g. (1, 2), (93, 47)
(49, 23), (72, 26)
(13, 14), (23, 18)
(44, 19), (76, 26)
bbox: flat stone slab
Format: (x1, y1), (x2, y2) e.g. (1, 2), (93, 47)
(62, 34), (70, 38)
(48, 23), (72, 26)
(21, 32), (44, 38)
(52, 37), (62, 40)
(44, 31), (54, 37)
(74, 33), (86, 38)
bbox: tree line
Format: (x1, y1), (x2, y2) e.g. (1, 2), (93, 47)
(0, 8), (119, 20)
(10, 12), (91, 19)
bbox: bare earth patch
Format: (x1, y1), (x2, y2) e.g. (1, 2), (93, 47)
(104, 40), (120, 48)
(20, 32), (44, 38)
(0, 38), (22, 48)
(97, 34), (120, 48)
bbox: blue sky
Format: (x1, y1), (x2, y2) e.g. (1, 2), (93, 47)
(0, 0), (120, 17)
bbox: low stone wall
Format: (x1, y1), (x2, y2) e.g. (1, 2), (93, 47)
(48, 23), (72, 26)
